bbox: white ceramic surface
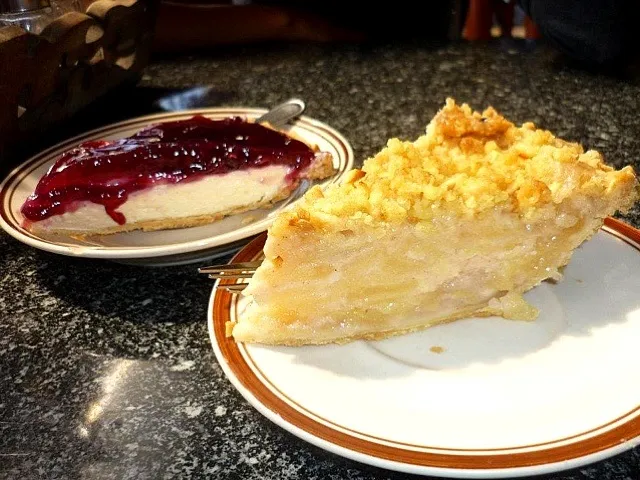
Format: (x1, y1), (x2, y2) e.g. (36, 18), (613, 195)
(0, 108), (354, 266)
(209, 223), (640, 478)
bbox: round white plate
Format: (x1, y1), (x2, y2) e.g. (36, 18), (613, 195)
(208, 218), (640, 478)
(0, 108), (354, 266)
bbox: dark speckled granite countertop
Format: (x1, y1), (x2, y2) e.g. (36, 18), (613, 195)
(1, 40), (639, 480)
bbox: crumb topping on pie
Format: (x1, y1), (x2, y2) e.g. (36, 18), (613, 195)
(285, 98), (636, 231)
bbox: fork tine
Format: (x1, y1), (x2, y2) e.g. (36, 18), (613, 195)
(208, 272), (254, 279)
(198, 260), (262, 274)
(219, 283), (249, 292)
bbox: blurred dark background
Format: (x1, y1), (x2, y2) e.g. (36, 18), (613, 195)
(152, 0), (639, 68)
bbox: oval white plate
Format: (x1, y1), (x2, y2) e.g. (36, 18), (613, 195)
(208, 218), (640, 478)
(0, 108), (354, 266)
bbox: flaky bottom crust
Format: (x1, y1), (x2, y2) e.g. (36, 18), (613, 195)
(228, 303), (496, 346)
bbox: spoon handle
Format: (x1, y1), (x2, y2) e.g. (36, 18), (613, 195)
(256, 98), (305, 128)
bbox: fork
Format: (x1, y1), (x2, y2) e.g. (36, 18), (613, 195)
(198, 261), (261, 292)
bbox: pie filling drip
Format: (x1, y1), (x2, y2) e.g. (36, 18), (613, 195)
(21, 116), (316, 225)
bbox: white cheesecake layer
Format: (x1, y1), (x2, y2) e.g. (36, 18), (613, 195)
(33, 165), (291, 234)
